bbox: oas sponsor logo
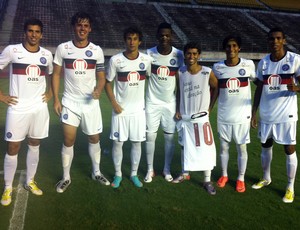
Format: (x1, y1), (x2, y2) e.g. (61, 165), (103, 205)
(157, 66), (170, 81)
(282, 64), (289, 71)
(85, 50), (92, 57)
(26, 64), (41, 82)
(239, 68), (246, 76)
(170, 59), (176, 65)
(73, 59), (87, 75)
(226, 77), (240, 93)
(127, 71), (140, 86)
(6, 132), (12, 139)
(40, 57), (46, 64)
(267, 74), (281, 91)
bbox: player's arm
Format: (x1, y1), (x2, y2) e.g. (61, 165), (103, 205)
(287, 75), (300, 93)
(104, 80), (122, 114)
(251, 79), (263, 129)
(93, 70), (106, 99)
(52, 63), (62, 116)
(208, 71), (218, 113)
(175, 72), (182, 120)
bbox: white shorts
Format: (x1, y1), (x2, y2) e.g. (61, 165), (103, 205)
(146, 102), (176, 133)
(177, 112), (216, 171)
(5, 104), (49, 142)
(259, 121), (297, 145)
(110, 110), (146, 142)
(61, 98), (102, 135)
(218, 122), (250, 144)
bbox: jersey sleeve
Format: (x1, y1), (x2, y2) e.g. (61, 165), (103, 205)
(95, 46), (105, 72)
(256, 59), (264, 81)
(47, 51), (54, 75)
(0, 46), (12, 70)
(249, 60), (257, 81)
(106, 56), (117, 82)
(53, 44), (64, 66)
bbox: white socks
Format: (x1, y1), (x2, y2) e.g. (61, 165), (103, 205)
(88, 142), (101, 176)
(145, 132), (157, 172)
(112, 141), (124, 177)
(236, 144), (248, 181)
(3, 153), (18, 189)
(286, 152), (297, 192)
(26, 145), (40, 184)
(61, 144), (74, 180)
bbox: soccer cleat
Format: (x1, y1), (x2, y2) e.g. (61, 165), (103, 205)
(131, 176), (143, 188)
(1, 188), (12, 206)
(92, 173), (110, 186)
(111, 176), (122, 188)
(236, 180), (246, 193)
(144, 171), (155, 183)
(204, 182), (216, 195)
(56, 179), (71, 193)
(251, 179), (271, 189)
(162, 172), (173, 182)
(217, 176), (228, 188)
(282, 189), (295, 203)
(172, 174), (190, 184)
(24, 180), (43, 195)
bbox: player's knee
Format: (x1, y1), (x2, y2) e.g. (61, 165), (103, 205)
(146, 132), (157, 142)
(284, 145), (296, 155)
(262, 138), (273, 148)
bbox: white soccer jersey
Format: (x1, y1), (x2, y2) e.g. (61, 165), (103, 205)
(213, 58), (256, 124)
(146, 46), (184, 104)
(107, 52), (152, 115)
(178, 65), (212, 116)
(53, 41), (105, 101)
(0, 43), (53, 113)
(257, 51), (300, 124)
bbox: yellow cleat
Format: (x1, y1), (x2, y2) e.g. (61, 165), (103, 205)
(1, 188), (12, 206)
(282, 189), (294, 203)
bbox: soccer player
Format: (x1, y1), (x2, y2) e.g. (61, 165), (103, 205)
(251, 27), (300, 203)
(144, 22), (184, 183)
(105, 26), (152, 188)
(174, 42), (218, 195)
(52, 12), (109, 193)
(0, 18), (53, 206)
(213, 35), (256, 193)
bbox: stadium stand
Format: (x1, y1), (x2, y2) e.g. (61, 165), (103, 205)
(0, 0), (299, 54)
(261, 0), (300, 12)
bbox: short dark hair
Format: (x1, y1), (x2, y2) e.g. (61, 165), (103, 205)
(71, 12), (93, 27)
(23, 18), (43, 33)
(222, 35), (242, 49)
(268, 27), (286, 39)
(157, 22), (172, 35)
(183, 42), (201, 55)
(123, 26), (143, 41)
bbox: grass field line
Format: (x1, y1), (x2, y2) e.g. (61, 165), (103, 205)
(0, 170), (28, 230)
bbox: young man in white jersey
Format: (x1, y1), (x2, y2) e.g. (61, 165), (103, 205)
(144, 22), (184, 183)
(251, 27), (300, 203)
(213, 35), (256, 193)
(105, 27), (152, 188)
(0, 18), (53, 206)
(174, 42), (218, 195)
(52, 12), (109, 193)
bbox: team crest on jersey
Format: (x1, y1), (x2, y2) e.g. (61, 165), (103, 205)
(139, 63), (145, 70)
(63, 114), (68, 120)
(282, 64), (289, 71)
(226, 78), (240, 94)
(267, 74), (281, 91)
(40, 57), (46, 64)
(6, 132), (12, 139)
(73, 59), (87, 75)
(85, 50), (92, 57)
(170, 59), (176, 66)
(238, 69), (246, 76)
(157, 66), (170, 81)
(127, 71), (140, 86)
(114, 132), (119, 138)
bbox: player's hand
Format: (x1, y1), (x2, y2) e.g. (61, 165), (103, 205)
(113, 102), (123, 114)
(175, 111), (182, 120)
(251, 114), (257, 129)
(0, 94), (18, 106)
(42, 91), (52, 103)
(92, 87), (100, 99)
(53, 100), (62, 116)
(287, 77), (299, 92)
